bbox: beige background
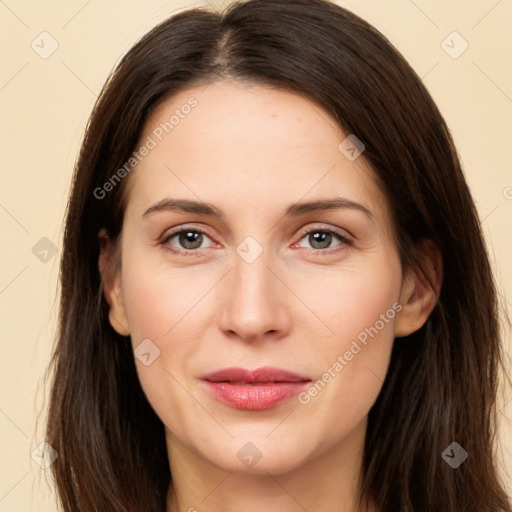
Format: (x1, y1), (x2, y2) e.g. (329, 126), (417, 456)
(0, 0), (511, 510)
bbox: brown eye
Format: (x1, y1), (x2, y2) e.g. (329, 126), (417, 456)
(175, 231), (203, 250)
(294, 227), (353, 255)
(161, 228), (215, 256)
(308, 231), (334, 250)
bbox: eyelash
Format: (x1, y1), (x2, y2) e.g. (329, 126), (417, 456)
(159, 226), (353, 257)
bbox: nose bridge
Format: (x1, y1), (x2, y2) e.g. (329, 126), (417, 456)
(235, 246), (273, 303)
(218, 239), (290, 341)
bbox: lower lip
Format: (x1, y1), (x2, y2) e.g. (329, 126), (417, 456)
(203, 381), (310, 410)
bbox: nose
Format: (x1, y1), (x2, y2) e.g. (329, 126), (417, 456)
(217, 249), (292, 344)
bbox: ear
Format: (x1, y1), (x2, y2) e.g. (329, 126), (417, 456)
(98, 229), (130, 336)
(395, 239), (443, 337)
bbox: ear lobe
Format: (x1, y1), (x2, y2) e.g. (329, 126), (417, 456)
(98, 229), (130, 337)
(395, 239), (442, 338)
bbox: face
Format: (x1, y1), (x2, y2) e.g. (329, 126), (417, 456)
(103, 80), (428, 476)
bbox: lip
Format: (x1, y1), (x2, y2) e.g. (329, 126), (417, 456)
(200, 366), (311, 410)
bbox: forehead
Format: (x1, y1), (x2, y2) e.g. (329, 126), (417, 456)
(123, 80), (392, 231)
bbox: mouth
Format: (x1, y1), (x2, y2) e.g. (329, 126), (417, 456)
(200, 366), (312, 410)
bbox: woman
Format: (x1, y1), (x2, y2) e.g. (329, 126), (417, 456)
(44, 0), (511, 510)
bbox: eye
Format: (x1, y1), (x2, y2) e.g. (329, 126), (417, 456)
(293, 226), (353, 255)
(160, 227), (215, 256)
(159, 225), (353, 257)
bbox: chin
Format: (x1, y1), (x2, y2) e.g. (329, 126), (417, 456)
(202, 437), (314, 476)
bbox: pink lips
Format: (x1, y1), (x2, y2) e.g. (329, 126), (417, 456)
(200, 367), (311, 410)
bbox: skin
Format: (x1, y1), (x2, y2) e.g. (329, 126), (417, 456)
(99, 80), (441, 512)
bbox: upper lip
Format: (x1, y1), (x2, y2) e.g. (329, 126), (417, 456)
(201, 366), (311, 384)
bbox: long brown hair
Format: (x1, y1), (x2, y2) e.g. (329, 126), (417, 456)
(44, 0), (511, 510)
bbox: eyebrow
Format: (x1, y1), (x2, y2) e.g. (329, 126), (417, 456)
(142, 197), (373, 220)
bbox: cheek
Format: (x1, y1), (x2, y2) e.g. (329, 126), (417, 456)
(293, 251), (402, 347)
(119, 254), (212, 424)
(121, 254), (212, 343)
(294, 252), (402, 429)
